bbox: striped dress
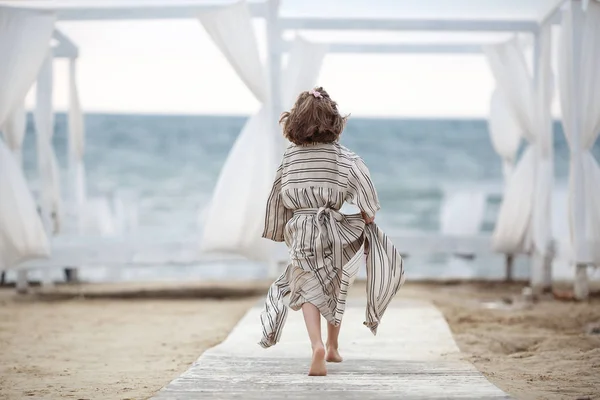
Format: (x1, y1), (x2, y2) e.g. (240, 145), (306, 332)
(259, 142), (405, 348)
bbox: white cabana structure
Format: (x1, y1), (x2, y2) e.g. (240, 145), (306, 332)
(0, 0), (598, 299)
(196, 2), (327, 266)
(483, 22), (555, 292)
(557, 0), (600, 299)
(0, 7), (55, 290)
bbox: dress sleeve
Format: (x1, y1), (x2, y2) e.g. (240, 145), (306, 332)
(262, 163), (293, 242)
(346, 157), (381, 218)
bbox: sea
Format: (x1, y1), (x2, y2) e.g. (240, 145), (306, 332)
(12, 113), (600, 283)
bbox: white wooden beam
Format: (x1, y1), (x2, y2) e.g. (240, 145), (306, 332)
(19, 233), (498, 268)
(280, 18), (539, 33)
(282, 41), (483, 54)
(56, 3), (267, 20)
(266, 0), (282, 122)
(541, 1), (565, 26)
(52, 29), (78, 58)
(52, 46), (75, 58)
(266, 0), (282, 279)
(529, 31), (554, 294)
(54, 6), (540, 37)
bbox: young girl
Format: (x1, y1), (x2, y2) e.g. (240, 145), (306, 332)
(259, 87), (405, 376)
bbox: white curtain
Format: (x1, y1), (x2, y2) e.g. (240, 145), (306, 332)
(488, 89), (522, 179)
(558, 1), (600, 264)
(197, 1), (272, 261)
(198, 1), (267, 103)
(35, 52), (62, 234)
(484, 26), (553, 256)
(0, 141), (50, 269)
(198, 2), (326, 261)
(0, 6), (55, 269)
(281, 37), (328, 109)
(0, 7), (55, 124)
(1, 101), (26, 166)
(68, 58), (87, 224)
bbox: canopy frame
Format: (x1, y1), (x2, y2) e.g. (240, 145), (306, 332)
(8, 0), (592, 299)
(52, 29), (78, 58)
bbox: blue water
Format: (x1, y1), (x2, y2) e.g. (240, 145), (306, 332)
(16, 113), (600, 281)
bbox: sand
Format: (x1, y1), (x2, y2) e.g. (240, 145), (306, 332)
(394, 281), (600, 400)
(1, 280), (599, 400)
(0, 286), (258, 400)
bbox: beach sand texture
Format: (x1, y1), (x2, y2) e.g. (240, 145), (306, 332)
(0, 280), (598, 400)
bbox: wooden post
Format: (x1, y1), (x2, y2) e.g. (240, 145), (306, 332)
(266, 0), (285, 156)
(64, 267), (80, 283)
(530, 253), (545, 294)
(266, 0), (283, 279)
(36, 52), (55, 239)
(41, 269), (54, 288)
(266, 0), (282, 124)
(16, 270), (29, 294)
(530, 27), (554, 294)
(504, 254), (514, 282)
(531, 244), (554, 294)
(575, 264), (589, 300)
(566, 2), (589, 300)
(67, 57), (82, 285)
(541, 240), (554, 292)
(529, 32), (544, 294)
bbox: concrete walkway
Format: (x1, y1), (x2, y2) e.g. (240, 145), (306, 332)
(152, 298), (512, 399)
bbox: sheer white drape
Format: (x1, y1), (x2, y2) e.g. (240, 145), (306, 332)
(558, 1), (600, 264)
(0, 7), (54, 123)
(0, 7), (54, 269)
(484, 40), (535, 254)
(488, 89), (522, 180)
(484, 27), (553, 258)
(198, 2), (327, 261)
(35, 52), (62, 234)
(281, 37), (328, 109)
(68, 58), (87, 224)
(198, 1), (267, 103)
(197, 1), (272, 261)
(0, 142), (51, 269)
(200, 107), (278, 261)
(2, 101), (26, 166)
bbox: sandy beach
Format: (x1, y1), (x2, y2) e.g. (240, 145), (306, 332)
(0, 283), (260, 400)
(1, 280), (598, 400)
(398, 281), (600, 400)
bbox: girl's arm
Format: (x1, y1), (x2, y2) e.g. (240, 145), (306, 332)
(361, 211), (375, 225)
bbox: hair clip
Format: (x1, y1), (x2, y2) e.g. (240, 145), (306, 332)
(309, 89), (322, 99)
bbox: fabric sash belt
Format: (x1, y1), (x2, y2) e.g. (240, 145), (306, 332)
(293, 207), (345, 269)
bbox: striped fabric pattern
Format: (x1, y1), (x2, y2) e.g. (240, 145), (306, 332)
(259, 142), (405, 348)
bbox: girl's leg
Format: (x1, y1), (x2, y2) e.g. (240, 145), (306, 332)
(302, 303), (327, 376)
(326, 322), (343, 362)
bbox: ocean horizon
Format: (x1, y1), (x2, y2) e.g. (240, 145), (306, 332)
(10, 112), (600, 283)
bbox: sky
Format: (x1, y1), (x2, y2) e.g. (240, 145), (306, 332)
(24, 18), (562, 118)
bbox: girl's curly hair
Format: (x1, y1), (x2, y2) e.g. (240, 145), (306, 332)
(279, 87), (348, 145)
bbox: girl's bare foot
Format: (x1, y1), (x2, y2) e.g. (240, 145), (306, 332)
(308, 346), (327, 376)
(326, 346), (343, 363)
